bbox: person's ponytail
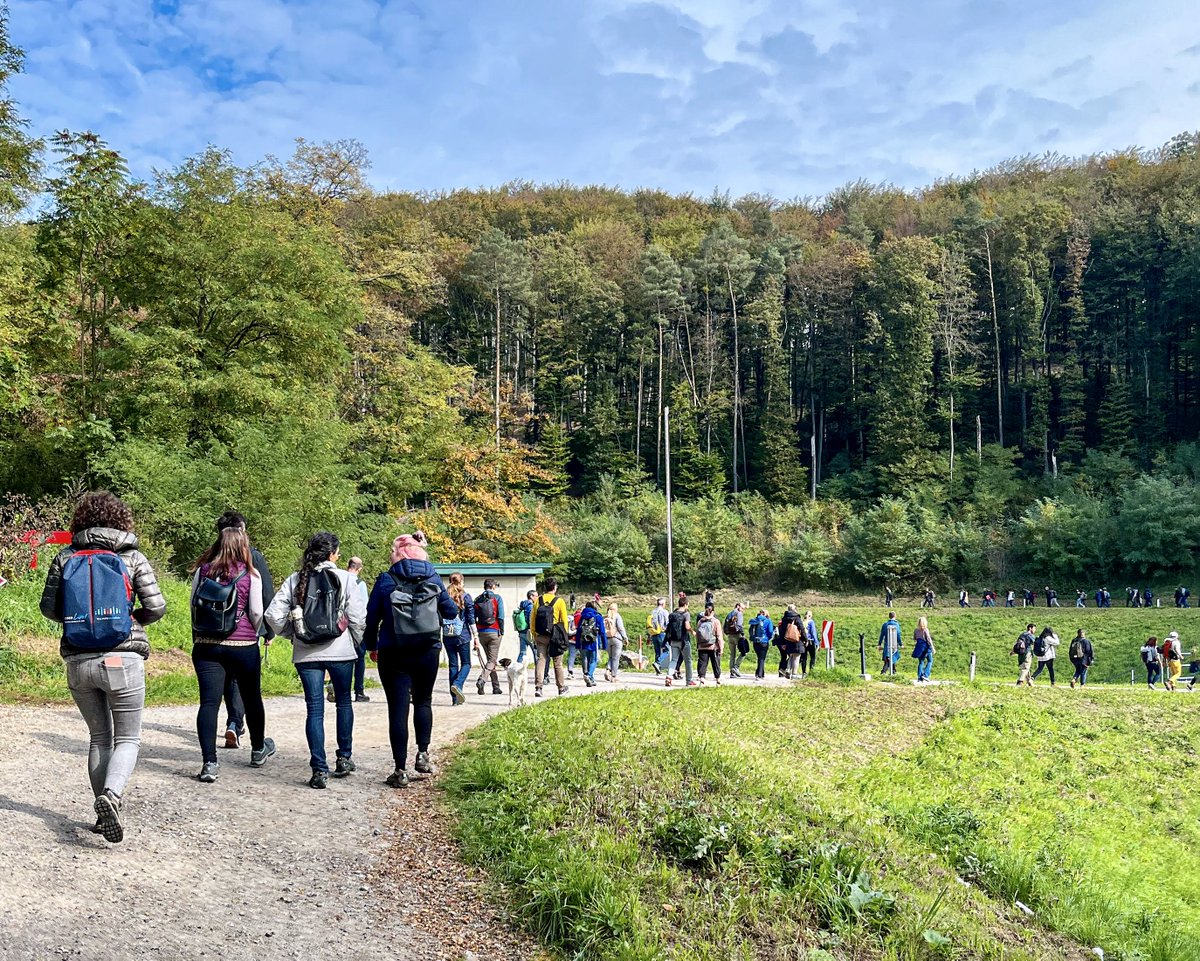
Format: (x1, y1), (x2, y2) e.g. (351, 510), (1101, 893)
(295, 531), (340, 606)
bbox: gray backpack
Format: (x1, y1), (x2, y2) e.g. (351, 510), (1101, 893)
(390, 577), (442, 645)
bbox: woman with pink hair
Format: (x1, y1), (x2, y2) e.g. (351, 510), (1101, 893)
(362, 531), (458, 788)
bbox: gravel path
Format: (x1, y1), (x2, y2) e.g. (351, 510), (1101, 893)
(1, 663), (784, 961)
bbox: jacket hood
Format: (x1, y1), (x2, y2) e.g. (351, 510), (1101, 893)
(72, 527), (139, 552)
(390, 558), (437, 580)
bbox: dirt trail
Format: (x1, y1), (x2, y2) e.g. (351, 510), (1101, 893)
(0, 666), (784, 961)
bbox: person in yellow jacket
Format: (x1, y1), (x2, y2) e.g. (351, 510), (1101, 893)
(530, 576), (571, 698)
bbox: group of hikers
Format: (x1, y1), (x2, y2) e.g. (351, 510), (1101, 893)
(34, 490), (1199, 848)
(38, 492), (477, 843)
(918, 585), (1190, 609)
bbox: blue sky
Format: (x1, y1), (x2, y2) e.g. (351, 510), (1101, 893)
(9, 0), (1200, 198)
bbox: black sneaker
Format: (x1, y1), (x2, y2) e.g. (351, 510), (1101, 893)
(334, 757), (356, 778)
(355, 692), (370, 703)
(250, 738), (277, 768)
(94, 790), (123, 843)
(198, 761), (220, 783)
(491, 688), (503, 695)
(309, 770), (328, 789)
(385, 768), (409, 788)
(476, 681), (485, 696)
(414, 751), (434, 775)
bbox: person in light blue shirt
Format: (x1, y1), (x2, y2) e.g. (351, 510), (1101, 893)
(878, 612), (902, 676)
(649, 597), (670, 674)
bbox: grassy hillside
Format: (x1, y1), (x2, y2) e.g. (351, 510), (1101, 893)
(445, 684), (1199, 961)
(0, 571), (303, 704)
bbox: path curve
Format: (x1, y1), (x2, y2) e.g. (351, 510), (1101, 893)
(1, 666), (785, 960)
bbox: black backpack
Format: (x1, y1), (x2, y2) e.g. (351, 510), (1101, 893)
(534, 594), (556, 635)
(1032, 634), (1047, 657)
(192, 569), (248, 637)
(474, 591), (500, 632)
(297, 569), (347, 644)
(390, 575), (442, 645)
(666, 609), (688, 643)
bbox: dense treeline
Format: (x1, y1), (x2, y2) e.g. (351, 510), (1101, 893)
(2, 17), (1200, 589)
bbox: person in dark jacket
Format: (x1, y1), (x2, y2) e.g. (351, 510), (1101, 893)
(1068, 629), (1095, 687)
(212, 511), (275, 749)
(777, 604), (803, 678)
(362, 532), (457, 788)
(39, 491), (167, 843)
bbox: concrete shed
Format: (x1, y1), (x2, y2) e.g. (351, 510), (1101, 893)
(432, 562), (550, 661)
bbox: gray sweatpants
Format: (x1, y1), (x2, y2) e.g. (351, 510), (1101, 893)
(670, 638), (693, 684)
(606, 637), (624, 678)
(66, 652), (146, 799)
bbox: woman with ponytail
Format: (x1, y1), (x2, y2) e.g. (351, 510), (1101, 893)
(266, 532), (367, 789)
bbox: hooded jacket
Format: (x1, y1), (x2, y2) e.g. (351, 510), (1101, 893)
(574, 604), (608, 652)
(363, 559), (457, 652)
(40, 527), (167, 660)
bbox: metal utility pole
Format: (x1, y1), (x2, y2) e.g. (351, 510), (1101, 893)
(665, 405), (675, 604)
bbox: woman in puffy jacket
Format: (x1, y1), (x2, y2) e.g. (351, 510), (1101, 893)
(362, 532), (457, 788)
(39, 491), (166, 843)
(266, 532), (367, 790)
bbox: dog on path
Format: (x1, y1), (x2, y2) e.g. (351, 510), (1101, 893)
(498, 656), (528, 707)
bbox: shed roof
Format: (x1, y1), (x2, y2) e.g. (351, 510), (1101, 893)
(431, 563), (550, 576)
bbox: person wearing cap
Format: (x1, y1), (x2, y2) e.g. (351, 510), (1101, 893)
(1164, 631), (1183, 691)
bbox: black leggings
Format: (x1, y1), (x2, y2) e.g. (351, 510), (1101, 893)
(799, 645), (816, 673)
(376, 643), (440, 770)
(193, 643), (265, 762)
(697, 649), (721, 679)
(1031, 659), (1056, 683)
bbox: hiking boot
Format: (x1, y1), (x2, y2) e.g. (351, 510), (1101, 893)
(223, 729), (240, 749)
(326, 682), (336, 703)
(334, 757), (356, 778)
(94, 790), (123, 844)
(309, 770), (328, 789)
(476, 680), (485, 696)
(250, 737), (277, 768)
(557, 687), (568, 696)
(451, 685), (466, 705)
(1070, 679), (1076, 688)
(385, 768), (409, 788)
(535, 689), (544, 697)
(492, 687), (503, 695)
(355, 692), (370, 703)
(415, 751), (434, 775)
(198, 761), (220, 783)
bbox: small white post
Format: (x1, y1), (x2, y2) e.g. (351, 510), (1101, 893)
(969, 651), (977, 682)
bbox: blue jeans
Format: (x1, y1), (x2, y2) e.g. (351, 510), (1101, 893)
(917, 654), (933, 681)
(582, 648), (597, 681)
(1147, 663), (1162, 685)
(518, 630), (531, 660)
(568, 645), (579, 672)
(296, 661), (354, 773)
(1071, 659), (1089, 685)
(443, 634), (471, 693)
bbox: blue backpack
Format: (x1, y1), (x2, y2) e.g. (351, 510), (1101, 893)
(442, 608), (465, 638)
(61, 550), (134, 650)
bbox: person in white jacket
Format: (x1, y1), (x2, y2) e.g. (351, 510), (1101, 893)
(603, 602), (629, 682)
(266, 532), (367, 789)
(1030, 626), (1059, 686)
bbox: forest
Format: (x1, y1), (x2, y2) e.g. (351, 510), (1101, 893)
(2, 18), (1200, 592)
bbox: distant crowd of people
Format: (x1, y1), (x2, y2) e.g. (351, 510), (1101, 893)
(900, 585), (1192, 609)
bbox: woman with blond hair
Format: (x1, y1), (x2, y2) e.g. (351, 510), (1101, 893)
(912, 615), (935, 682)
(603, 602), (628, 682)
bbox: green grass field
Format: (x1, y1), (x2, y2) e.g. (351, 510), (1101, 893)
(445, 684), (1200, 961)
